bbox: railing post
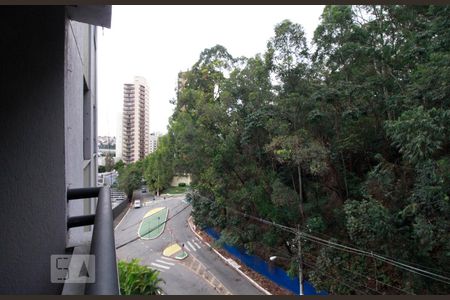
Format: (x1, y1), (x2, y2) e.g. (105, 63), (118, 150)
(85, 186), (120, 295)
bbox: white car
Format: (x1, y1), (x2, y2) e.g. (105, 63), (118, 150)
(134, 199), (141, 209)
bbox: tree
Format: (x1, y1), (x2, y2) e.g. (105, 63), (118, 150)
(143, 135), (175, 196)
(105, 152), (115, 172)
(118, 162), (143, 200)
(163, 8), (450, 294)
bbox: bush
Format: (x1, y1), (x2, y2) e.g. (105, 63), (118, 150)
(178, 182), (187, 187)
(118, 258), (164, 295)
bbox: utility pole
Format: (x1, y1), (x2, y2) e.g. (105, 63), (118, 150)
(297, 225), (304, 295)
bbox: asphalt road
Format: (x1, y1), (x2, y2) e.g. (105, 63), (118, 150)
(114, 191), (263, 295)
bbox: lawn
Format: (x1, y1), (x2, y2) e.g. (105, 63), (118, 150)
(163, 186), (189, 194)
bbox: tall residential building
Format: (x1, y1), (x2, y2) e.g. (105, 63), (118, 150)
(149, 132), (162, 153)
(122, 76), (150, 164)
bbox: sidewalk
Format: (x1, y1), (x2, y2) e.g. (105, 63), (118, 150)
(187, 216), (293, 295)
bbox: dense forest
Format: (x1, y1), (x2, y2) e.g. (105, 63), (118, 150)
(140, 5), (450, 294)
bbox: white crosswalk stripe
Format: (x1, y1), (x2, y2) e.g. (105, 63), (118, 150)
(156, 259), (175, 266)
(159, 256), (176, 262)
(183, 242), (192, 252)
(149, 256), (178, 272)
(193, 240), (201, 249)
(186, 241), (196, 252)
(151, 262), (170, 270)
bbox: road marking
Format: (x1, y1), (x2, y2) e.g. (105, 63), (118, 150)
(193, 240), (201, 249)
(156, 259), (175, 266)
(184, 242), (193, 252)
(151, 263), (170, 270)
(187, 241), (196, 252)
(159, 256), (176, 262)
(163, 243), (181, 257)
(143, 207), (165, 219)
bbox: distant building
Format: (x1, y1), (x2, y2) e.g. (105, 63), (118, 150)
(149, 132), (162, 153)
(97, 170), (118, 187)
(170, 174), (192, 187)
(121, 76), (150, 164)
(116, 112), (123, 160)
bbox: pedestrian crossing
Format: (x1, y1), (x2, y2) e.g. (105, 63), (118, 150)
(149, 256), (176, 273)
(182, 238), (202, 252)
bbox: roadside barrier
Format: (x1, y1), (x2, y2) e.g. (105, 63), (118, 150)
(204, 227), (327, 295)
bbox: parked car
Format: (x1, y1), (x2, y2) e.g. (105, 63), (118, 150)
(134, 199), (141, 209)
(141, 187), (146, 193)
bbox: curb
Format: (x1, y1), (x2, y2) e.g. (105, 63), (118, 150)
(187, 216), (272, 295)
(114, 204), (131, 231)
(180, 254), (232, 295)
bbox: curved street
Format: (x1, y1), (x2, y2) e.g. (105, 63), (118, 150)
(114, 192), (264, 295)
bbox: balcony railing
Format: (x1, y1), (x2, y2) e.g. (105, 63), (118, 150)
(66, 187), (123, 295)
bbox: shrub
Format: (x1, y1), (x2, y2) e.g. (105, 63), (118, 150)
(118, 258), (164, 295)
(178, 182), (187, 187)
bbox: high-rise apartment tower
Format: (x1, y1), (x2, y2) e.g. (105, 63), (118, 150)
(122, 76), (150, 164)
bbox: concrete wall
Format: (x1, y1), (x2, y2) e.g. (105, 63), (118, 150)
(170, 174), (192, 187)
(0, 7), (99, 294)
(65, 20), (98, 243)
(0, 7), (67, 294)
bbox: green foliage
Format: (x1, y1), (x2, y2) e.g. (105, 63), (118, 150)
(305, 216), (326, 233)
(117, 162), (143, 199)
(104, 152), (115, 172)
(143, 135), (175, 195)
(118, 259), (164, 295)
(385, 106), (449, 164)
(344, 199), (393, 251)
(164, 5), (450, 294)
(115, 160), (125, 172)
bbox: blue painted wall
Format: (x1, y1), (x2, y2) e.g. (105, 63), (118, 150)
(204, 228), (327, 295)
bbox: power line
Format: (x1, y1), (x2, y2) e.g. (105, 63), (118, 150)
(303, 257), (381, 295)
(230, 225), (412, 295)
(119, 200), (186, 232)
(300, 259), (370, 295)
(299, 224), (450, 277)
(302, 252), (413, 295)
(115, 203), (191, 250)
(221, 226), (378, 295)
(191, 193), (450, 285)
(193, 195), (450, 285)
(299, 232), (450, 285)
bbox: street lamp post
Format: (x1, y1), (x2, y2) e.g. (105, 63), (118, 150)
(270, 235), (304, 296)
(297, 226), (304, 296)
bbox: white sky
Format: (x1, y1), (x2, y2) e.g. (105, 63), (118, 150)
(97, 5), (325, 137)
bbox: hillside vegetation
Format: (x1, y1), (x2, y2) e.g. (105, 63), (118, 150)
(146, 5), (450, 294)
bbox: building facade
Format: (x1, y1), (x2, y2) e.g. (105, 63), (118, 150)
(116, 112), (123, 160)
(149, 131), (162, 153)
(0, 6), (115, 294)
(121, 76), (150, 164)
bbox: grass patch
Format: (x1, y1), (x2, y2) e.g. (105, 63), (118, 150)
(163, 185), (189, 194)
(138, 207), (168, 239)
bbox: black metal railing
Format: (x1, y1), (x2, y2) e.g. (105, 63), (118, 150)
(67, 186), (122, 295)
